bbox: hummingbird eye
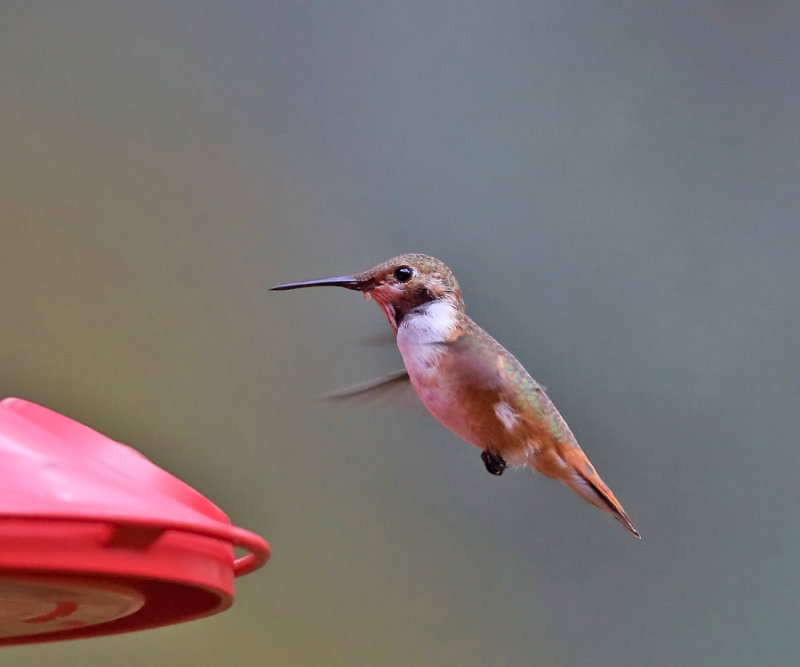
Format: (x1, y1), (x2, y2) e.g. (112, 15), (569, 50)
(393, 265), (415, 283)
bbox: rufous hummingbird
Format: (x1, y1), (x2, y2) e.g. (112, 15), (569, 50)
(271, 254), (639, 537)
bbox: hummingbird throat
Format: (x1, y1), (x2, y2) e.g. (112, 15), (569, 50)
(370, 284), (452, 333)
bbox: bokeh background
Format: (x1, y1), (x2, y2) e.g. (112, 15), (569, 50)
(2, 2), (799, 665)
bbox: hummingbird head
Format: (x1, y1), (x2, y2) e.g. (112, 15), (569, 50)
(271, 253), (464, 331)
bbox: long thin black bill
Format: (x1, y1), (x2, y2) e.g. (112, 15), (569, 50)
(269, 275), (373, 291)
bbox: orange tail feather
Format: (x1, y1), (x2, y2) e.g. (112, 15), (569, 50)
(533, 446), (640, 538)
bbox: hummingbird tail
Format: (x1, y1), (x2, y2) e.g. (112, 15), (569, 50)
(566, 471), (640, 538)
(533, 450), (640, 538)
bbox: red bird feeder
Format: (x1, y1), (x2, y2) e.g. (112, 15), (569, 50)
(0, 397), (270, 645)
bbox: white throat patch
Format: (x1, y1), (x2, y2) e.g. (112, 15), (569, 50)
(395, 300), (458, 375)
(397, 300), (458, 344)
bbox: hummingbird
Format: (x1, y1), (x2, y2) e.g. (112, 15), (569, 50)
(271, 254), (639, 537)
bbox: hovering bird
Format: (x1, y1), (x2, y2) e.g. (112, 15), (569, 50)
(271, 254), (639, 537)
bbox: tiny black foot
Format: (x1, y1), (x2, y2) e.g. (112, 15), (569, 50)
(481, 450), (508, 476)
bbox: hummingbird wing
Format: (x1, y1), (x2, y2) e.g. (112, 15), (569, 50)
(427, 333), (544, 397)
(323, 369), (411, 400)
(359, 329), (401, 347)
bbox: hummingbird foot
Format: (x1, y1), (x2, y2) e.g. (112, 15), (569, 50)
(481, 450), (508, 476)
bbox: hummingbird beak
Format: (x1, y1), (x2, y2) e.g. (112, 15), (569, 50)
(270, 275), (376, 292)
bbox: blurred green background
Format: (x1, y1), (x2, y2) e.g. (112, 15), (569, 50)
(2, 2), (799, 665)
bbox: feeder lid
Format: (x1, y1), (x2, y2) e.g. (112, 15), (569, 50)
(0, 397), (269, 645)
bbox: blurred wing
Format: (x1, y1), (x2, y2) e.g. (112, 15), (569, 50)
(359, 330), (400, 347)
(430, 336), (505, 388)
(323, 369), (411, 401)
(430, 333), (545, 397)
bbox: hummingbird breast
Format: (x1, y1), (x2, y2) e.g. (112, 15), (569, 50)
(396, 301), (563, 468)
(395, 300), (515, 453)
(395, 300), (469, 430)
